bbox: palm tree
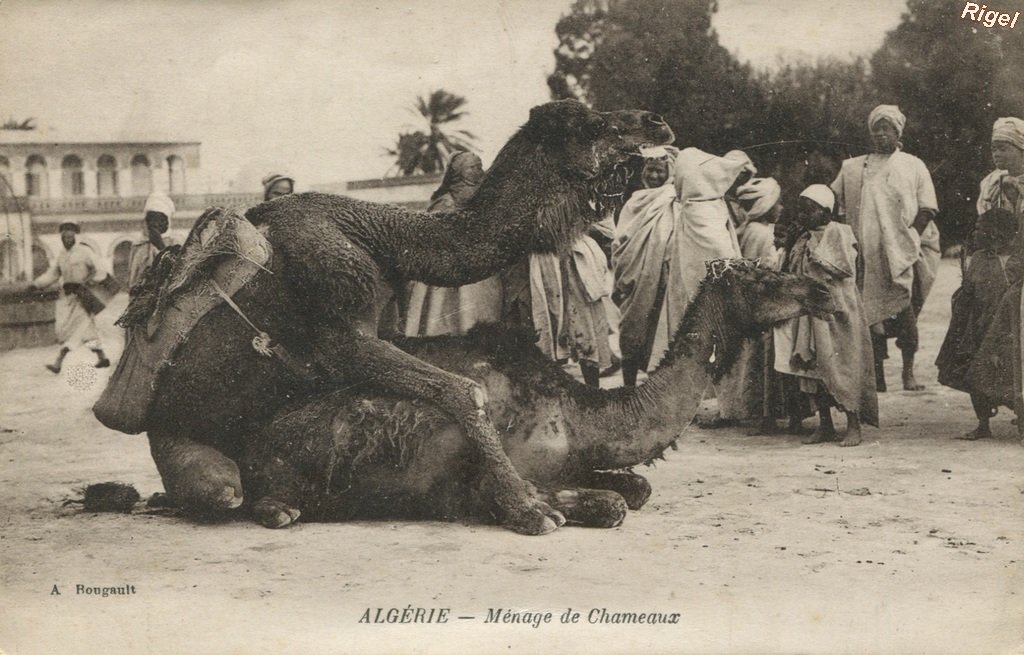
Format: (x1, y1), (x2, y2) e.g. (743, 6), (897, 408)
(385, 131), (432, 176)
(1, 117), (36, 130)
(385, 89), (478, 176)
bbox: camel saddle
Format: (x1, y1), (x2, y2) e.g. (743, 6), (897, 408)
(94, 208), (277, 434)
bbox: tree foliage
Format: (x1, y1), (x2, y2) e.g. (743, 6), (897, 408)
(871, 0), (1024, 241)
(386, 89), (478, 176)
(549, 0), (763, 150)
(548, 0), (1024, 244)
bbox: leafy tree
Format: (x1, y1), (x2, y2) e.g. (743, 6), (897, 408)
(547, 0), (610, 103)
(753, 58), (875, 210)
(386, 90), (478, 176)
(871, 0), (1024, 243)
(547, 0), (1024, 243)
(385, 132), (432, 177)
(548, 0), (763, 152)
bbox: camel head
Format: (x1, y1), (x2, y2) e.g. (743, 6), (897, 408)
(666, 259), (836, 382)
(479, 99), (672, 252)
(522, 99), (674, 182)
(703, 259), (836, 335)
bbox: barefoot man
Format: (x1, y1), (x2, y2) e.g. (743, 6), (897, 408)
(831, 105), (940, 392)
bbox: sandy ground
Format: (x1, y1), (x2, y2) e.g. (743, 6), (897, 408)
(1, 259), (1023, 655)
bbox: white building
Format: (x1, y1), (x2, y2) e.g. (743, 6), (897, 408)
(0, 132), (261, 285)
(0, 128), (444, 289)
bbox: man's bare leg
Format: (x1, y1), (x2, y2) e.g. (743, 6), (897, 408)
(901, 348), (925, 391)
(958, 393), (993, 440)
(803, 392), (838, 444)
(839, 411), (862, 447)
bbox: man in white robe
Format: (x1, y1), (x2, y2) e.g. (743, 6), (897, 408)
(31, 222), (111, 373)
(831, 105), (939, 392)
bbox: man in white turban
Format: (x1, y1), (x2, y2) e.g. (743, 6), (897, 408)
(955, 116), (1024, 440)
(128, 192), (176, 288)
(831, 104), (939, 392)
(977, 117), (1024, 220)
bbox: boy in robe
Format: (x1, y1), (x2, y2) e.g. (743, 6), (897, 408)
(774, 185), (879, 446)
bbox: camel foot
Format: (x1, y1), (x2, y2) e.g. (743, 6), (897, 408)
(151, 438), (244, 513)
(572, 471), (651, 510)
(802, 428), (838, 445)
(252, 497), (301, 529)
(492, 479), (565, 535)
(541, 489), (628, 528)
(956, 426), (991, 441)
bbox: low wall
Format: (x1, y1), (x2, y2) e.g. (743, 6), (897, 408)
(0, 285), (57, 350)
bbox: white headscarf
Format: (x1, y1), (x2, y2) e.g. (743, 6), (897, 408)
(737, 177), (781, 220)
(143, 192), (175, 218)
(799, 184), (835, 212)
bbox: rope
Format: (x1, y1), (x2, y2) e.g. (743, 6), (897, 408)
(209, 277), (273, 357)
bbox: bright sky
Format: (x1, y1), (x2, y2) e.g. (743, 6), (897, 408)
(0, 0), (907, 193)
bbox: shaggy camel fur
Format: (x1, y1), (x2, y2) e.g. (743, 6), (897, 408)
(239, 261), (836, 529)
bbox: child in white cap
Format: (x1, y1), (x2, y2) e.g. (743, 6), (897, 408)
(773, 184), (878, 446)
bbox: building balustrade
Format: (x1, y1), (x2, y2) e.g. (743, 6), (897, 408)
(24, 193), (263, 215)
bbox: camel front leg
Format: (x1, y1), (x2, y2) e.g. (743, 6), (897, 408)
(147, 430), (244, 514)
(313, 328), (566, 535)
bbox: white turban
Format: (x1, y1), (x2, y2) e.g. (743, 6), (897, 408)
(868, 105), (907, 136)
(799, 184), (835, 212)
(737, 177), (781, 220)
(143, 192), (175, 218)
(992, 117), (1024, 151)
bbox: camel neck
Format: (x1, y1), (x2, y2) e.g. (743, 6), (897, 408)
(387, 137), (594, 286)
(565, 285), (730, 472)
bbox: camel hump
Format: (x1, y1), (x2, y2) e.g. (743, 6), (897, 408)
(95, 207), (274, 434)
